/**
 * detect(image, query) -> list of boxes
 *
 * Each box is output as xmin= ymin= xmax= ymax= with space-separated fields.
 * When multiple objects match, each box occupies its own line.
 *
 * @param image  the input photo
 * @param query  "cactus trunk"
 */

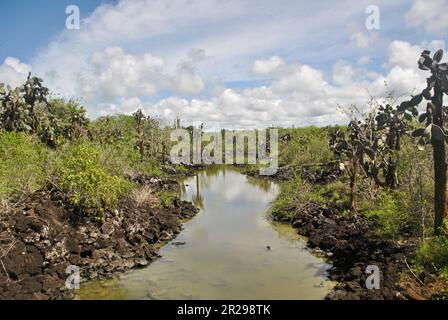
xmin=432 ymin=83 xmax=447 ymax=235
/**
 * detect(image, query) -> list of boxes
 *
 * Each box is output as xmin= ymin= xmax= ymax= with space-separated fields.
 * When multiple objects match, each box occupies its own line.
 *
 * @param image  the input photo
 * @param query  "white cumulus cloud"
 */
xmin=252 ymin=56 xmax=285 ymax=75
xmin=405 ymin=0 xmax=448 ymax=34
xmin=140 ymin=39 xmax=443 ymax=130
xmin=350 ymin=31 xmax=378 ymax=49
xmin=0 ymin=57 xmax=32 ymax=88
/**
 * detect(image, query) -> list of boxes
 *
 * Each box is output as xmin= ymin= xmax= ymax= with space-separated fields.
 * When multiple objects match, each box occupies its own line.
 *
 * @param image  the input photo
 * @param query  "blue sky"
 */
xmin=0 ymin=0 xmax=447 ymax=129
xmin=0 ymin=1 xmax=115 ymax=62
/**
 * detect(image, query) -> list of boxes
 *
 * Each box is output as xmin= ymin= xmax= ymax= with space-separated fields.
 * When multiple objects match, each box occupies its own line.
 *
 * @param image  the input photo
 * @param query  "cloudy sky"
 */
xmin=0 ymin=0 xmax=447 ymax=130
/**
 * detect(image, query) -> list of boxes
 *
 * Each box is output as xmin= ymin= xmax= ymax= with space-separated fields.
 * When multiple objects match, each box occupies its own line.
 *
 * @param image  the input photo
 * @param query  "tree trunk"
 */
xmin=350 ymin=156 xmax=357 ymax=210
xmin=385 ymin=130 xmax=400 ymax=189
xmin=385 ymin=159 xmax=397 ymax=189
xmin=432 ymin=83 xmax=447 ymax=235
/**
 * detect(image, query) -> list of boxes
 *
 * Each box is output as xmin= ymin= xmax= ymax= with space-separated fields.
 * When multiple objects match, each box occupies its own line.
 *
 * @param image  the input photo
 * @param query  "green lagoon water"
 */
xmin=76 ymin=167 xmax=333 ymax=300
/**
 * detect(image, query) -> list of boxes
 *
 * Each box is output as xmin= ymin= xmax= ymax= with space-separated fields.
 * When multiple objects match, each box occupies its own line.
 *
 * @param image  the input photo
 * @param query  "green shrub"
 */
xmin=90 ymin=114 xmax=136 ymax=146
xmin=138 ymin=160 xmax=163 ymax=177
xmin=269 ymin=182 xmax=295 ymax=219
xmin=0 ymin=132 xmax=48 ymax=203
xmin=365 ymin=192 xmax=408 ymax=241
xmin=90 ymin=115 xmax=165 ymax=178
xmin=415 ymin=235 xmax=448 ymax=279
xmin=269 ymin=176 xmax=311 ymax=220
xmin=42 ymin=98 xmax=90 ymax=146
xmin=175 ymin=165 xmax=189 ymax=175
xmin=159 ymin=190 xmax=177 ymax=207
xmin=269 ymin=176 xmax=349 ymax=220
xmin=278 ymin=126 xmax=336 ymax=167
xmin=309 ymin=180 xmax=350 ymax=208
xmin=397 ymin=136 xmax=434 ymax=237
xmin=54 ymin=143 xmax=132 ymax=219
xmin=98 ymin=142 xmax=141 ymax=177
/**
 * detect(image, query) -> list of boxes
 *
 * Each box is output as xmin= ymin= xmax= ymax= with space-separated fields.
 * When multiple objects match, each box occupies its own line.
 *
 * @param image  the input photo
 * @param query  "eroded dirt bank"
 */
xmin=0 ymin=178 xmax=198 ymax=300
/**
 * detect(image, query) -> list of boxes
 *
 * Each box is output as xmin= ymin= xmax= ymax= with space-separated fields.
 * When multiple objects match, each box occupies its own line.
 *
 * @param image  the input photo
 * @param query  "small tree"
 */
xmin=408 ymin=49 xmax=448 ymax=234
xmin=0 ymin=73 xmax=49 ymax=134
xmin=22 ymin=73 xmax=49 ymax=134
xmin=372 ymin=103 xmax=410 ymax=189
xmin=41 ymin=98 xmax=90 ymax=147
xmin=91 ymin=116 xmax=125 ymax=146
xmin=133 ymin=109 xmax=168 ymax=163
xmin=0 ymin=84 xmax=33 ymax=133
xmin=330 ymin=121 xmax=372 ymax=209
xmin=330 ymin=102 xmax=409 ymax=208
xmin=133 ymin=109 xmax=146 ymax=162
xmin=0 ymin=75 xmax=88 ymax=147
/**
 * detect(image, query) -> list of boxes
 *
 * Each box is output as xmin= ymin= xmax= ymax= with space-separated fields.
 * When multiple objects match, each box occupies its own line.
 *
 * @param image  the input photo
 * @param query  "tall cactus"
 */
xmin=409 ymin=49 xmax=448 ymax=234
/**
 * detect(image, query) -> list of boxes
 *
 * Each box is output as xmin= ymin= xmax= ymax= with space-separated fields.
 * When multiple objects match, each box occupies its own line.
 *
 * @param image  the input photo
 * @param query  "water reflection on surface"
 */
xmin=76 ymin=167 xmax=333 ymax=300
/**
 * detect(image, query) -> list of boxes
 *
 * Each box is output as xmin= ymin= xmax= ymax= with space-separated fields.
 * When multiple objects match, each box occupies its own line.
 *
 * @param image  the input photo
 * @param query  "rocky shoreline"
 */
xmin=242 ymin=163 xmax=343 ymax=184
xmin=271 ymin=200 xmax=413 ymax=300
xmin=0 ymin=178 xmax=199 ymax=300
xmin=243 ymin=164 xmax=423 ymax=300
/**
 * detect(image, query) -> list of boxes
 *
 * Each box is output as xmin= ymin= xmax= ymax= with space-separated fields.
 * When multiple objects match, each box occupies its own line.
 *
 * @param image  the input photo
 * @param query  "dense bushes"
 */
xmin=53 ymin=143 xmax=132 ymax=219
xmin=269 ymin=176 xmax=302 ymax=219
xmin=0 ymin=106 xmax=169 ymax=219
xmin=269 ymin=175 xmax=350 ymax=220
xmin=45 ymin=98 xmax=90 ymax=145
xmin=0 ymin=129 xmax=137 ymax=219
xmin=0 ymin=76 xmax=89 ymax=148
xmin=1 ymin=76 xmax=175 ymax=219
xmin=415 ymin=235 xmax=448 ymax=278
xmin=278 ymin=126 xmax=336 ymax=167
xmin=0 ymin=132 xmax=49 ymax=205
xmin=365 ymin=192 xmax=408 ymax=241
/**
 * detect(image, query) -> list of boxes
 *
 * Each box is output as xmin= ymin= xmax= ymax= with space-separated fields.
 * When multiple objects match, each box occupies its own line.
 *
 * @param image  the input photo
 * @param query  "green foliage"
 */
xmin=159 ymin=190 xmax=177 ymax=207
xmin=175 ymin=165 xmax=189 ymax=174
xmin=269 ymin=175 xmax=350 ymax=222
xmin=415 ymin=234 xmax=448 ymax=279
xmin=310 ymin=180 xmax=350 ymax=207
xmin=269 ymin=178 xmax=297 ymax=219
xmin=90 ymin=115 xmax=142 ymax=177
xmin=0 ymin=74 xmax=48 ymax=135
xmin=405 ymin=48 xmax=448 ymax=234
xmin=133 ymin=109 xmax=170 ymax=164
xmin=365 ymin=192 xmax=408 ymax=240
xmin=89 ymin=114 xmax=169 ymax=178
xmin=90 ymin=114 xmax=136 ymax=146
xmin=0 ymin=132 xmax=48 ymax=203
xmin=141 ymin=161 xmax=163 ymax=177
xmin=0 ymin=77 xmax=89 ymax=147
xmin=397 ymin=136 xmax=434 ymax=237
xmin=269 ymin=176 xmax=314 ymax=220
xmin=278 ymin=126 xmax=335 ymax=167
xmin=44 ymin=98 xmax=89 ymax=146
xmin=54 ymin=143 xmax=132 ymax=219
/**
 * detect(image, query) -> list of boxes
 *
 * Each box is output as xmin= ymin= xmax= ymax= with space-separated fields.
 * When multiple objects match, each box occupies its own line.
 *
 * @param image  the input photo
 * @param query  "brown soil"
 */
xmin=0 ymin=178 xmax=198 ymax=300
xmin=399 ymin=272 xmax=448 ymax=300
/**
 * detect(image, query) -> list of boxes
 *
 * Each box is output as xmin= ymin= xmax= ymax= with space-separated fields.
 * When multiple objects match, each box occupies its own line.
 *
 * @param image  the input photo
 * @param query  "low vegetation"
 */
xmin=0 ymin=73 xmax=176 ymax=218
xmin=0 ymin=132 xmax=48 ymax=205
xmin=53 ymin=143 xmax=132 ymax=219
xmin=415 ymin=234 xmax=448 ymax=279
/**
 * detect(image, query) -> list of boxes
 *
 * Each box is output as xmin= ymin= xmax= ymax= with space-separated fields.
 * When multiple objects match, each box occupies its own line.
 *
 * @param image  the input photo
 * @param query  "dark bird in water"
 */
xmin=266 ymin=246 xmax=271 ymax=250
